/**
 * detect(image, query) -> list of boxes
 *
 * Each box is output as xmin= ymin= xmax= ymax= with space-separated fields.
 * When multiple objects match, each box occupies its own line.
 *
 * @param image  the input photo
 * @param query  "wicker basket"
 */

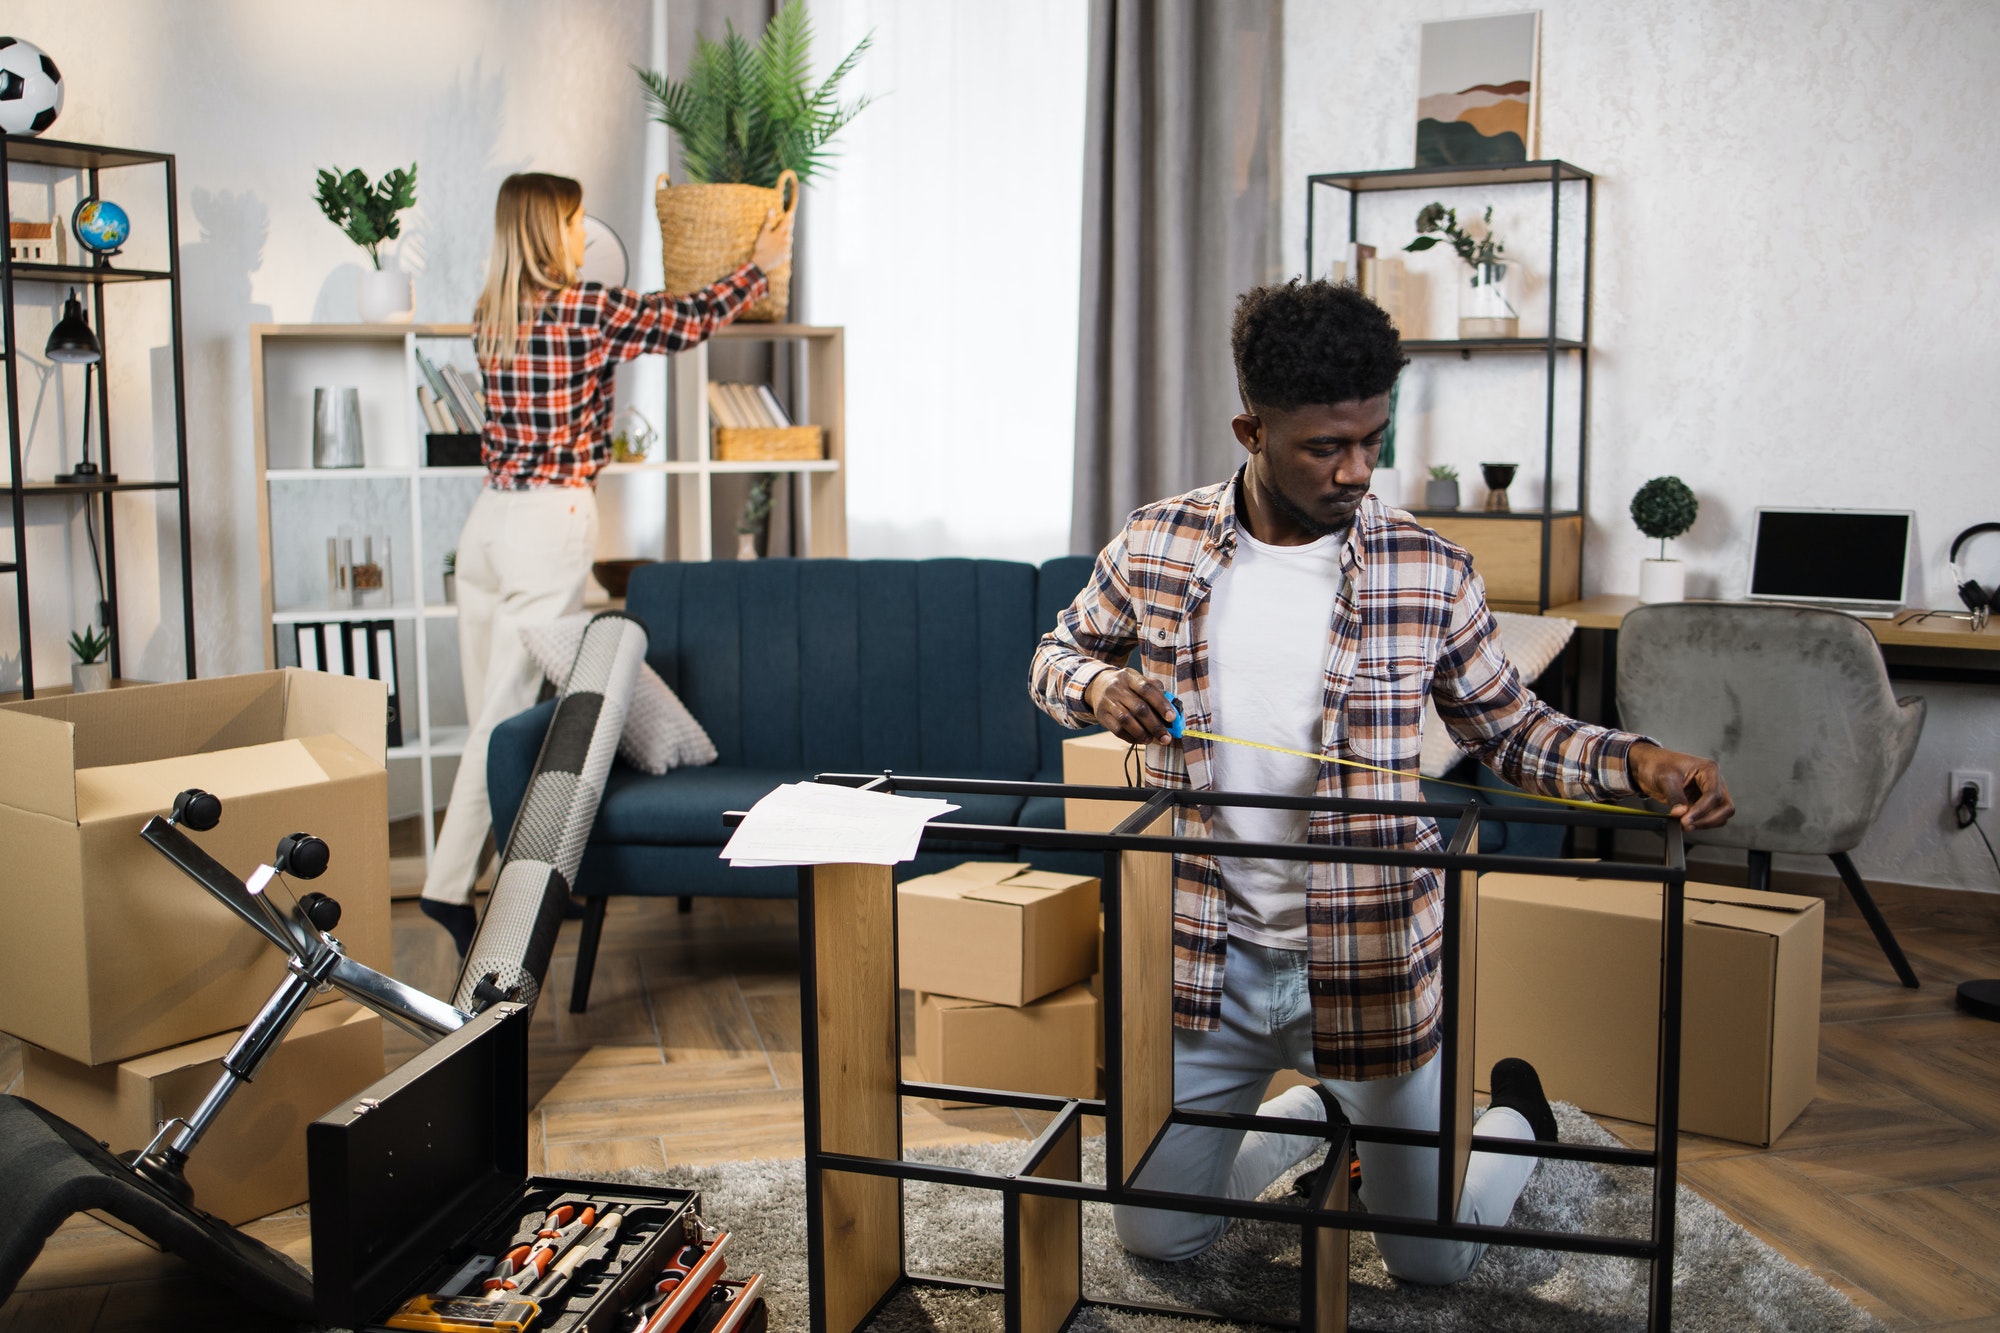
xmin=656 ymin=168 xmax=797 ymax=323
xmin=714 ymin=425 xmax=824 ymax=462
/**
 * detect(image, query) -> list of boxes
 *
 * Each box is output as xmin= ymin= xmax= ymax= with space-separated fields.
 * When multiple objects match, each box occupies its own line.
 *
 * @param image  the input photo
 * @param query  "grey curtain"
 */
xmin=1070 ymin=0 xmax=1285 ymax=554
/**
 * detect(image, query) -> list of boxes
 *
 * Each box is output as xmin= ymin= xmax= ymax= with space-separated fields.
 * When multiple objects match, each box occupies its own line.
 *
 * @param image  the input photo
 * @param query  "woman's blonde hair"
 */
xmin=473 ymin=172 xmax=583 ymax=363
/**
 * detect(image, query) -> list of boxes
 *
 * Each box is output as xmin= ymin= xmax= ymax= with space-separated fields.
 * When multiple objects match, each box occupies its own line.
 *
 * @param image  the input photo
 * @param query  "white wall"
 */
xmin=1282 ymin=0 xmax=2000 ymax=892
xmin=798 ymin=0 xmax=1088 ymax=564
xmin=2 ymin=0 xmax=658 ymax=695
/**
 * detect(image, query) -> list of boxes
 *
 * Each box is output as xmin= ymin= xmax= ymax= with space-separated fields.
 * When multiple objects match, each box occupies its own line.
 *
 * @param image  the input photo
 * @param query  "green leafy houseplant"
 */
xmin=69 ymin=626 xmax=108 ymax=664
xmin=738 ymin=474 xmax=775 ymax=536
xmin=1404 ymin=202 xmax=1507 ymax=279
xmin=314 ymin=164 xmax=418 ymax=269
xmin=1428 ymin=464 xmax=1459 ymax=482
xmin=1630 ymin=476 xmax=1699 ymax=559
xmin=636 ymin=0 xmax=872 ymax=186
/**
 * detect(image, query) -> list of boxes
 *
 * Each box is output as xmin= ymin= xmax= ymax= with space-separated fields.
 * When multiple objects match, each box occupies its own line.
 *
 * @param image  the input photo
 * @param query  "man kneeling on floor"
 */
xmin=1030 ymin=278 xmax=1735 ymax=1284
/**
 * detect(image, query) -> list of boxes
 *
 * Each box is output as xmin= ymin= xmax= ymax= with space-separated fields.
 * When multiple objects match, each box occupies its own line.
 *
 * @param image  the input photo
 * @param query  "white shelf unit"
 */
xmin=249 ymin=320 xmax=848 ymax=877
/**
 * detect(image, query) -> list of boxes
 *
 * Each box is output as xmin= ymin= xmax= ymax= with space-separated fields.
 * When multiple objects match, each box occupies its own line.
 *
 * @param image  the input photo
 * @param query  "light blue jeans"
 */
xmin=1113 ymin=938 xmax=1537 ymax=1286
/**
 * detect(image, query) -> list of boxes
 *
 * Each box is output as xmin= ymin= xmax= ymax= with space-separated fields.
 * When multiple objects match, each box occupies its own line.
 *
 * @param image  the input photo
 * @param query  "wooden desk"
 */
xmin=1543 ymin=597 xmax=2000 ymax=727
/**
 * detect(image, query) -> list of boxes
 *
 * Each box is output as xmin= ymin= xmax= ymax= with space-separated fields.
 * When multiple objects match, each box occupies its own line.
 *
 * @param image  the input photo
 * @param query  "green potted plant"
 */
xmin=1424 ymin=463 xmax=1461 ymax=511
xmin=1630 ymin=475 xmax=1699 ymax=603
xmin=69 ymin=625 xmax=110 ymax=694
xmin=1405 ymin=202 xmax=1518 ymax=339
xmin=637 ymin=0 xmax=871 ymax=320
xmin=441 ymin=549 xmax=456 ymax=606
xmin=736 ymin=474 xmax=775 ymax=560
xmin=314 ymin=163 xmax=419 ymax=322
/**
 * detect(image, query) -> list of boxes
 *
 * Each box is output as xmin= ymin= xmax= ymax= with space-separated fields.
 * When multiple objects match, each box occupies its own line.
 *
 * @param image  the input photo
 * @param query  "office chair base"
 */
xmin=1958 ymin=979 xmax=2000 ymax=1022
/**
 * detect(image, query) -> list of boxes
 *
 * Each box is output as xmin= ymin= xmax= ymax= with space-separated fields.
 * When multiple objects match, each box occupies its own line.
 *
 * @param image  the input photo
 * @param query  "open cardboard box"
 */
xmin=1474 ymin=873 xmax=1824 ymax=1146
xmin=0 ymin=671 xmax=392 ymax=1065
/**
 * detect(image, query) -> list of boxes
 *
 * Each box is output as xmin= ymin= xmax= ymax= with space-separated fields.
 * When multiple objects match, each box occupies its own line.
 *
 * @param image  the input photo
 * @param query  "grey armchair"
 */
xmin=1616 ymin=602 xmax=1923 ymax=987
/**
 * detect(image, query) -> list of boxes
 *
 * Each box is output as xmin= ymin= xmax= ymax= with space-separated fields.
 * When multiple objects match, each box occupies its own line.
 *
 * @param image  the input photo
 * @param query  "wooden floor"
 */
xmin=4 ymin=893 xmax=1999 ymax=1331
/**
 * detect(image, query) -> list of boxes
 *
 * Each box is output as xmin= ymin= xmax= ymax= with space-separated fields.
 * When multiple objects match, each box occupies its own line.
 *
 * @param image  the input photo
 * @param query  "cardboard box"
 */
xmin=22 ymin=1001 xmax=384 ymax=1225
xmin=0 ymin=671 xmax=392 ymax=1065
xmin=1062 ymin=730 xmax=1150 ymax=832
xmin=914 ymin=983 xmax=1099 ymax=1108
xmin=1475 ymin=873 xmax=1823 ymax=1146
xmin=897 ymin=861 xmax=1099 ymax=1006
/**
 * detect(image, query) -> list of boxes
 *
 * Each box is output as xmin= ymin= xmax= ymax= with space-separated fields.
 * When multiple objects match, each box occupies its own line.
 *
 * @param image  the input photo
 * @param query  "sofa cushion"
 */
xmin=625 ymin=558 xmax=1044 ymax=779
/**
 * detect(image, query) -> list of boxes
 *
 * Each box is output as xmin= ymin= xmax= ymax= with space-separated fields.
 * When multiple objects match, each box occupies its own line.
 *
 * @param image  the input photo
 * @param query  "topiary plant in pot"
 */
xmin=1630 ymin=475 xmax=1698 ymax=603
xmin=637 ymin=0 xmax=872 ymax=320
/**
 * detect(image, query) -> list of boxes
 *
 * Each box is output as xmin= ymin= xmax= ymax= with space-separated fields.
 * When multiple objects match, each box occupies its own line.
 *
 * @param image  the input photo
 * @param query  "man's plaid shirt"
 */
xmin=1031 ymin=472 xmax=1645 ymax=1081
xmin=480 ymin=265 xmax=768 ymax=489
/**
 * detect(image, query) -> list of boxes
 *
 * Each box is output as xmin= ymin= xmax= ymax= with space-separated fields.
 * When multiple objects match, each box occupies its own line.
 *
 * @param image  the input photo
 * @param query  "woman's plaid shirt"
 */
xmin=480 ymin=265 xmax=768 ymax=490
xmin=1031 ymin=472 xmax=1645 ymax=1081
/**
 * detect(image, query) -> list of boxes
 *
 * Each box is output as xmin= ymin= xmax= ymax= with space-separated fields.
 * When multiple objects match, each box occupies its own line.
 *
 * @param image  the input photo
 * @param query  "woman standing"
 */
xmin=421 ymin=172 xmax=792 ymax=951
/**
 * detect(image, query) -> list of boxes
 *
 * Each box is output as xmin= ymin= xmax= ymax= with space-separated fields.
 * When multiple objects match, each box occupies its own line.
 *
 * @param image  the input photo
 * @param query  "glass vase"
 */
xmin=1458 ymin=261 xmax=1519 ymax=339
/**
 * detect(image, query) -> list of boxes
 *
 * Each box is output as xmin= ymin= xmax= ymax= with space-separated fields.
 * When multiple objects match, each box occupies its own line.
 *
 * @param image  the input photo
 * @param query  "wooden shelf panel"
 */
xmin=1308 ymin=159 xmax=1592 ymax=192
xmin=4 ymin=262 xmax=172 ymax=286
xmin=2 ymin=135 xmax=170 ymax=171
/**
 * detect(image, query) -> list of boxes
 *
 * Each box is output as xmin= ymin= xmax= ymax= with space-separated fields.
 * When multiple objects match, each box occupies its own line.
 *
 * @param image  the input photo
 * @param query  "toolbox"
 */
xmin=308 ymin=1004 xmax=765 ymax=1333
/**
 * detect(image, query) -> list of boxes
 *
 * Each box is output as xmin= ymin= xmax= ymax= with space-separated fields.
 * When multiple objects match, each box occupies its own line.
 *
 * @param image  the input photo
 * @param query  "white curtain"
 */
xmin=801 ymin=0 xmax=1088 ymax=563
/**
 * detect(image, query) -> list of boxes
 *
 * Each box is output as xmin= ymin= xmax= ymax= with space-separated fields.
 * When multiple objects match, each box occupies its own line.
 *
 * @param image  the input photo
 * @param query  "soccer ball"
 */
xmin=0 ymin=37 xmax=64 ymax=137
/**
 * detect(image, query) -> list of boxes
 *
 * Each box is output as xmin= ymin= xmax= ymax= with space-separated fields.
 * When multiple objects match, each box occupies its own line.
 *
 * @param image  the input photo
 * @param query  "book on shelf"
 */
xmin=706 ymin=381 xmax=745 ymax=429
xmin=440 ymin=363 xmax=485 ymax=429
xmin=413 ymin=350 xmax=461 ymax=427
xmin=291 ymin=620 xmax=403 ymax=749
xmin=755 ymin=384 xmax=793 ymax=428
xmin=707 ymin=381 xmax=794 ymax=430
xmin=415 ymin=385 xmax=450 ymax=434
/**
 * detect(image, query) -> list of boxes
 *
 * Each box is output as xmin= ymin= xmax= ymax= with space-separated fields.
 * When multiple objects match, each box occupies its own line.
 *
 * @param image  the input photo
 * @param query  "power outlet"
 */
xmin=1952 ymin=770 xmax=1994 ymax=812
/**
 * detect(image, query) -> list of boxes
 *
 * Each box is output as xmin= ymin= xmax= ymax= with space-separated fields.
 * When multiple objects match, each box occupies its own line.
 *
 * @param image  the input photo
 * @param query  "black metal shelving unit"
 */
xmin=1307 ymin=160 xmax=1595 ymax=610
xmin=1 ymin=134 xmax=195 ymax=698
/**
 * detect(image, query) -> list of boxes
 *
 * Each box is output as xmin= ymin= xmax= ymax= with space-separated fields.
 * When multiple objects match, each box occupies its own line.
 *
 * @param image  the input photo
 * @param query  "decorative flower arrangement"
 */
xmin=313 ymin=164 xmax=418 ymax=270
xmin=1404 ymin=202 xmax=1507 ymax=278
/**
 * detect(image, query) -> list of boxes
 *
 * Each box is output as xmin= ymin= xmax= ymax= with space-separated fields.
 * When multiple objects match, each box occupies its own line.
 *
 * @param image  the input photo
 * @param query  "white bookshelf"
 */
xmin=248 ymin=320 xmax=847 ymax=879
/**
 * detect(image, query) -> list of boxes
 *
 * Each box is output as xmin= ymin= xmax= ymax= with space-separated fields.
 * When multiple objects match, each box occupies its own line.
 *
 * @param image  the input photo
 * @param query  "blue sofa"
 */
xmin=488 ymin=556 xmax=1565 ymax=1011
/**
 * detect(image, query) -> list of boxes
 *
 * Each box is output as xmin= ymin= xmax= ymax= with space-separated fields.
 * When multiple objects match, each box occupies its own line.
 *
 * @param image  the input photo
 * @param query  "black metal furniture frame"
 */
xmin=1306 ymin=160 xmax=1594 ymax=612
xmin=785 ymin=774 xmax=1687 ymax=1333
xmin=1 ymin=134 xmax=196 ymax=697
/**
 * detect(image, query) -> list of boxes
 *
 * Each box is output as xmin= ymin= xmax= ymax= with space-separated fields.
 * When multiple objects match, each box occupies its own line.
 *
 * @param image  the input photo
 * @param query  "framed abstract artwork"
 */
xmin=1415 ymin=12 xmax=1541 ymax=167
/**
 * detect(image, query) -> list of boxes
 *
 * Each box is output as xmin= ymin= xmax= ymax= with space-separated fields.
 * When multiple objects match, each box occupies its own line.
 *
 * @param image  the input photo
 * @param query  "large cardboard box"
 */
xmin=0 ymin=671 xmax=392 ymax=1065
xmin=914 ymin=983 xmax=1098 ymax=1107
xmin=897 ymin=861 xmax=1099 ymax=1006
xmin=1475 ymin=873 xmax=1824 ymax=1146
xmin=1062 ymin=730 xmax=1149 ymax=832
xmin=22 ymin=1001 xmax=384 ymax=1225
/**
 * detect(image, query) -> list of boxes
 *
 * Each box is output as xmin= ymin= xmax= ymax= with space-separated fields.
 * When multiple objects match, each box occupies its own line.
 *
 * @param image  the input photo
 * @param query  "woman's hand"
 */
xmin=750 ymin=208 xmax=795 ymax=274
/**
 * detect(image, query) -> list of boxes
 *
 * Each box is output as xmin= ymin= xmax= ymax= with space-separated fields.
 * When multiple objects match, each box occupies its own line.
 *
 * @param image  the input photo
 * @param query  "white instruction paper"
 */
xmin=722 ymin=782 xmax=962 ymax=867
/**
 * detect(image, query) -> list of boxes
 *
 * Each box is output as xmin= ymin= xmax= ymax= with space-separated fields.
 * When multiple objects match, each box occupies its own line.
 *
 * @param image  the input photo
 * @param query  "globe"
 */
xmin=72 ymin=198 xmax=130 ymax=255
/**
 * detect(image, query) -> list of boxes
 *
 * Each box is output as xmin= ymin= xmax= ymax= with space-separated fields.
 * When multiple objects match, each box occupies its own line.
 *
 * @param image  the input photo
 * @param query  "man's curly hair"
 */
xmin=1230 ymin=279 xmax=1407 ymax=412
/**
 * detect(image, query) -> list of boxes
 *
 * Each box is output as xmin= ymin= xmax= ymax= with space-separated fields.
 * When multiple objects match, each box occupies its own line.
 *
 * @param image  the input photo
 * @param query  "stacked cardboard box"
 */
xmin=0 ymin=672 xmax=395 ymax=1220
xmin=898 ymin=862 xmax=1102 ymax=1106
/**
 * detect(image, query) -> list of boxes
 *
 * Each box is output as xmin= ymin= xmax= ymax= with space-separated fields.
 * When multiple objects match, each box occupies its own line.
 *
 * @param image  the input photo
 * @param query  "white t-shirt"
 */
xmin=1204 ymin=527 xmax=1346 ymax=951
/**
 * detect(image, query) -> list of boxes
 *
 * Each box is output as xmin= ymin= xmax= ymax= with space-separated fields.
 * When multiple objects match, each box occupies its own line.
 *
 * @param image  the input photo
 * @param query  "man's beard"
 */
xmin=1269 ymin=483 xmax=1362 ymax=538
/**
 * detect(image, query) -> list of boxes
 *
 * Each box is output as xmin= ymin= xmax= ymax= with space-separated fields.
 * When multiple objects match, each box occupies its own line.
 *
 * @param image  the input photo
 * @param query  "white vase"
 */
xmin=357 ymin=267 xmax=414 ymax=323
xmin=1458 ymin=260 xmax=1519 ymax=339
xmin=71 ymin=661 xmax=110 ymax=693
xmin=736 ymin=532 xmax=759 ymax=561
xmin=1638 ymin=559 xmax=1686 ymax=604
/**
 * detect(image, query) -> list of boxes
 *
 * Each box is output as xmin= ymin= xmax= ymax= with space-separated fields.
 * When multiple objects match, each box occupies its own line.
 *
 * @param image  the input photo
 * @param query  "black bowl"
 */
xmin=1480 ymin=462 xmax=1518 ymax=491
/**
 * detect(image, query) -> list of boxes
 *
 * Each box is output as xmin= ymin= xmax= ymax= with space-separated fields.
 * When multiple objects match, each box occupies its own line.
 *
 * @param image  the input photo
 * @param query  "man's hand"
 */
xmin=1628 ymin=742 xmax=1734 ymax=830
xmin=1085 ymin=668 xmax=1178 ymax=745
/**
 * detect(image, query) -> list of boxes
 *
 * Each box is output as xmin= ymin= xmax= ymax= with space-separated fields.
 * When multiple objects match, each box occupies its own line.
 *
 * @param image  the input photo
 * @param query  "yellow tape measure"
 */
xmin=1159 ymin=693 xmax=1656 ymax=818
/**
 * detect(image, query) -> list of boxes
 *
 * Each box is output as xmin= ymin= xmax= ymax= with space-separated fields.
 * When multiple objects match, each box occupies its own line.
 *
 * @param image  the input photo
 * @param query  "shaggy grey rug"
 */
xmin=603 ymin=1104 xmax=1882 ymax=1333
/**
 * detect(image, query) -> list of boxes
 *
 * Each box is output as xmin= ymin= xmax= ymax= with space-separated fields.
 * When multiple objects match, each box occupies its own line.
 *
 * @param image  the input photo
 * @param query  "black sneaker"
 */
xmin=1291 ymin=1084 xmax=1361 ymax=1200
xmin=420 ymin=898 xmax=477 ymax=957
xmin=1488 ymin=1057 xmax=1560 ymax=1143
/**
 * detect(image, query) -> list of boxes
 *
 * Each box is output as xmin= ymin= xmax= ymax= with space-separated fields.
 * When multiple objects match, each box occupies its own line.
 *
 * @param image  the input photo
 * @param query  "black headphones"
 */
xmin=1949 ymin=523 xmax=2000 ymax=629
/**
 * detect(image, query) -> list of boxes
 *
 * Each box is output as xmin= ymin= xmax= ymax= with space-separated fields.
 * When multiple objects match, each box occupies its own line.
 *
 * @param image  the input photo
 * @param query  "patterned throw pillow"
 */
xmin=1419 ymin=612 xmax=1578 ymax=778
xmin=519 ymin=614 xmax=718 ymax=775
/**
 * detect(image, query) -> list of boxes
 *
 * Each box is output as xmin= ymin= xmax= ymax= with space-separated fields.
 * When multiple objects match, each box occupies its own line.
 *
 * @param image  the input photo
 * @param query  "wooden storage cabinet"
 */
xmin=1424 ymin=512 xmax=1581 ymax=614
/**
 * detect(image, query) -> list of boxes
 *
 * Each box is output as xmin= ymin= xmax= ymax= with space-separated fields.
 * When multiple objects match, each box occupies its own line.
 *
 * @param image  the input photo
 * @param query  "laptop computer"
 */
xmin=1746 ymin=507 xmax=1913 ymax=619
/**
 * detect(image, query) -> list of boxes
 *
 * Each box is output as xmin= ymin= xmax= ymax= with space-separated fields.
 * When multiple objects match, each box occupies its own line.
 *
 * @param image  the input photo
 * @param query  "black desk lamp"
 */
xmin=47 ymin=289 xmax=114 ymax=484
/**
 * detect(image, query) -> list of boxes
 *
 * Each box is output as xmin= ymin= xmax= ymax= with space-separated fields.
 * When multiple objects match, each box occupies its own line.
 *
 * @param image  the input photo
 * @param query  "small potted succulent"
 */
xmin=1631 ymin=475 xmax=1699 ymax=603
xmin=442 ymin=549 xmax=457 ymax=605
xmin=314 ymin=163 xmax=419 ymax=322
xmin=736 ymin=474 xmax=774 ymax=559
xmin=69 ymin=625 xmax=110 ymax=693
xmin=1424 ymin=464 xmax=1461 ymax=511
xmin=1405 ymin=202 xmax=1518 ymax=339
